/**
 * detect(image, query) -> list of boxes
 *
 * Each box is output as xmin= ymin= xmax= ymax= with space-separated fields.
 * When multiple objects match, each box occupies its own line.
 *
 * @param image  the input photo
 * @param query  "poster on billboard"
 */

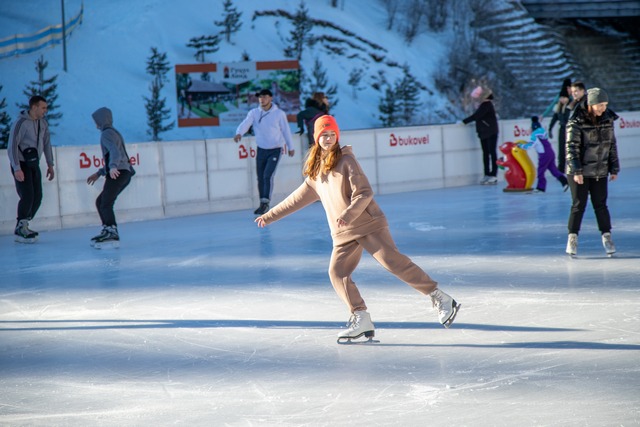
xmin=175 ymin=60 xmax=300 ymax=127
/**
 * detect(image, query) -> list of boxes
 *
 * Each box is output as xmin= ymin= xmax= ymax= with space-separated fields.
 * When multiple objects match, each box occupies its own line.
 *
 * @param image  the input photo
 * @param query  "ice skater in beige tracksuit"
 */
xmin=255 ymin=115 xmax=460 ymax=342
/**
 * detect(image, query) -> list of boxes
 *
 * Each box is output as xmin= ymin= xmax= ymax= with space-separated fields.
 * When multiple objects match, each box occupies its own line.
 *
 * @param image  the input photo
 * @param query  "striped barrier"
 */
xmin=0 ymin=3 xmax=83 ymax=59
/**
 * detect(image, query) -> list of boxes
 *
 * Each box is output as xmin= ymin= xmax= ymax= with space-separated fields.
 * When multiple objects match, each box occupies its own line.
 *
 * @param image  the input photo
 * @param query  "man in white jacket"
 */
xmin=234 ymin=89 xmax=295 ymax=215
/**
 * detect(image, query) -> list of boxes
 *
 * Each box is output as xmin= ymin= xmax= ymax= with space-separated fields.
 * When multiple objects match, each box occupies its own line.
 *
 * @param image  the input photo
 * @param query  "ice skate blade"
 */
xmin=443 ymin=301 xmax=461 ymax=329
xmin=15 ymin=236 xmax=38 ymax=244
xmin=337 ymin=330 xmax=376 ymax=344
xmin=92 ymin=241 xmax=120 ymax=249
xmin=337 ymin=336 xmax=380 ymax=345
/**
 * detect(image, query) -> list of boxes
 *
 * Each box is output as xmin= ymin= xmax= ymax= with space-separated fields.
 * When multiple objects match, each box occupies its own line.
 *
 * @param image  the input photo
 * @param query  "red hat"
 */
xmin=313 ymin=115 xmax=340 ymax=144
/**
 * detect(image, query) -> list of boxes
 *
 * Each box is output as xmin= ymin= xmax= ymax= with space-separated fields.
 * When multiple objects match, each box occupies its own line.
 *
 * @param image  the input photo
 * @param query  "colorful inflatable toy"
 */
xmin=496 ymin=140 xmax=535 ymax=192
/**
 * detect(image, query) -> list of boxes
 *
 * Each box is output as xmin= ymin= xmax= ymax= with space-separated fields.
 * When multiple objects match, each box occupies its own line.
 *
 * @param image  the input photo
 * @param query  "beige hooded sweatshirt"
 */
xmin=261 ymin=145 xmax=388 ymax=246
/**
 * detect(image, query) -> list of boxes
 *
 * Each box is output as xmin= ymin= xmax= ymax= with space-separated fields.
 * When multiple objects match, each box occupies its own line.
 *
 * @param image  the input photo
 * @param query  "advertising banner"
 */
xmin=175 ymin=60 xmax=300 ymax=127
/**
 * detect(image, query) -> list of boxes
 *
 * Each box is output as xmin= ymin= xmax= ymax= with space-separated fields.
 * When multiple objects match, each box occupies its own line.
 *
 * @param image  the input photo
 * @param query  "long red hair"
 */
xmin=303 ymin=141 xmax=342 ymax=180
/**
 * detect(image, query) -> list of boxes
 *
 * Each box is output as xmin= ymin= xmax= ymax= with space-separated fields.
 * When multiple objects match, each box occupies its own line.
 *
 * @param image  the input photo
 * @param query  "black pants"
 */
xmin=567 ymin=175 xmax=611 ymax=235
xmin=480 ymin=134 xmax=498 ymax=177
xmin=255 ymin=147 xmax=282 ymax=202
xmin=12 ymin=161 xmax=43 ymax=222
xmin=96 ymin=170 xmax=132 ymax=227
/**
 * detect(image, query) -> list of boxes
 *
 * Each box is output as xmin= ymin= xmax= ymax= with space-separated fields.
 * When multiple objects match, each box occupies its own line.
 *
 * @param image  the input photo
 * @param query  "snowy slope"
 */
xmin=0 ymin=0 xmax=452 ymax=146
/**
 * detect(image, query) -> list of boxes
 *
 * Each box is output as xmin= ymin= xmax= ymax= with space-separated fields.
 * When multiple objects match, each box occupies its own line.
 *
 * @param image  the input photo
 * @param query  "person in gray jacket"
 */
xmin=86 ymin=107 xmax=135 ymax=248
xmin=7 ymin=95 xmax=55 ymax=242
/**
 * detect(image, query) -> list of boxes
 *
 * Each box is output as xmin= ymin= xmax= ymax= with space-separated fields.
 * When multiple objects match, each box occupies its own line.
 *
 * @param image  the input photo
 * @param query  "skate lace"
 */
xmin=602 ymin=235 xmax=615 ymax=251
xmin=346 ymin=314 xmax=361 ymax=331
xmin=431 ymin=291 xmax=444 ymax=312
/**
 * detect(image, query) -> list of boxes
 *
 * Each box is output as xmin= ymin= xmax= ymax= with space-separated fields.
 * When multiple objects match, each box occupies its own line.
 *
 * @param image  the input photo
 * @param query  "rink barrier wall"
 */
xmin=1 ymin=112 xmax=639 ymax=235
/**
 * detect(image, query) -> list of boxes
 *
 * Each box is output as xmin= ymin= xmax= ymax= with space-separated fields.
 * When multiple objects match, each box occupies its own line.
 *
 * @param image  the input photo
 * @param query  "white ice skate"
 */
xmin=602 ymin=232 xmax=616 ymax=257
xmin=566 ymin=233 xmax=578 ymax=256
xmin=337 ymin=310 xmax=378 ymax=344
xmin=91 ymin=225 xmax=120 ymax=249
xmin=430 ymin=289 xmax=460 ymax=328
xmin=14 ymin=219 xmax=38 ymax=244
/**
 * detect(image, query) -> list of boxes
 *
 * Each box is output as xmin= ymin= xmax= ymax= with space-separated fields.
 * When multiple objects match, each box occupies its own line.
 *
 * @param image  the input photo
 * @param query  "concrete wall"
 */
xmin=2 ymin=112 xmax=639 ymax=235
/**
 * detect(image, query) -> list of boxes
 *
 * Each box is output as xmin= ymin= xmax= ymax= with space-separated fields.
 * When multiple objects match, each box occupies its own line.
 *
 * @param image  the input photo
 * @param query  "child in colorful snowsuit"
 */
xmin=255 ymin=116 xmax=460 ymax=342
xmin=522 ymin=116 xmax=568 ymax=192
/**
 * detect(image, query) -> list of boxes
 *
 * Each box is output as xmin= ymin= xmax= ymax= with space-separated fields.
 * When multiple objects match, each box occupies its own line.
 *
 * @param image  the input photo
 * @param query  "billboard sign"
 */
xmin=175 ymin=60 xmax=300 ymax=127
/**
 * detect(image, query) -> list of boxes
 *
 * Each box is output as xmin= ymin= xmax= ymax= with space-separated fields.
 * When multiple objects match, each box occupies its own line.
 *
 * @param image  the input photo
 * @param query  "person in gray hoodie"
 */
xmin=86 ymin=107 xmax=135 ymax=248
xmin=7 ymin=95 xmax=55 ymax=242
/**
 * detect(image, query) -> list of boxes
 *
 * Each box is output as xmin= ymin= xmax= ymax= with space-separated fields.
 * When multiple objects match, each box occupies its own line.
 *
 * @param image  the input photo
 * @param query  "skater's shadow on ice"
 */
xmin=3 ymin=320 xmax=640 ymax=350
xmin=368 ymin=340 xmax=640 ymax=350
xmin=1 ymin=319 xmax=580 ymax=333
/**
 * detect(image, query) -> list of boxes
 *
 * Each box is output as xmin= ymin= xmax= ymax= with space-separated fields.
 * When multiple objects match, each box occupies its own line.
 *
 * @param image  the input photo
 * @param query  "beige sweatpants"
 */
xmin=328 ymin=226 xmax=438 ymax=313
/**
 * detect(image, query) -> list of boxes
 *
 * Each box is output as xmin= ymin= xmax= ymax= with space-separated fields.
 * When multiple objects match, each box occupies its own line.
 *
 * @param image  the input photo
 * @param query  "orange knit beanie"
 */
xmin=313 ymin=115 xmax=340 ymax=144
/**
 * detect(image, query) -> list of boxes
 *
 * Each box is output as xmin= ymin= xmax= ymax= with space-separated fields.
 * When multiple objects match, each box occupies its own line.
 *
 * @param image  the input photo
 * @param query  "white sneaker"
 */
xmin=566 ymin=233 xmax=578 ymax=256
xmin=337 ymin=310 xmax=375 ymax=341
xmin=602 ymin=232 xmax=616 ymax=256
xmin=430 ymin=289 xmax=460 ymax=328
xmin=479 ymin=176 xmax=490 ymax=185
xmin=485 ymin=176 xmax=498 ymax=185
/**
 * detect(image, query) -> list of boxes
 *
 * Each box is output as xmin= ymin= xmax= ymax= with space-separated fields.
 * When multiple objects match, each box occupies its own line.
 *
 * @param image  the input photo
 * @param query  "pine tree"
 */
xmin=348 ymin=68 xmax=364 ymax=99
xmin=187 ymin=34 xmax=220 ymax=63
xmin=146 ymin=47 xmax=171 ymax=87
xmin=378 ymin=84 xmax=399 ymax=127
xmin=215 ymin=0 xmax=242 ymax=43
xmin=306 ymin=58 xmax=339 ymax=107
xmin=144 ymin=47 xmax=174 ymax=141
xmin=284 ymin=1 xmax=313 ymax=61
xmin=0 ymin=85 xmax=11 ymax=149
xmin=144 ymin=80 xmax=174 ymax=141
xmin=396 ymin=65 xmax=422 ymax=125
xmin=18 ymin=55 xmax=62 ymax=128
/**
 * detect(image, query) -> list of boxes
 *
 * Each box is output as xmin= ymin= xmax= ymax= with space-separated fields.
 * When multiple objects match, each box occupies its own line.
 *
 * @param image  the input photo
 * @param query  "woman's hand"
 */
xmin=255 ymin=216 xmax=266 ymax=228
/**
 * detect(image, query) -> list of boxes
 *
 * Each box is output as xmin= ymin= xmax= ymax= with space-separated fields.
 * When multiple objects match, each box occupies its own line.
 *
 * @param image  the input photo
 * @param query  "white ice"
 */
xmin=1 ymin=169 xmax=639 ymax=426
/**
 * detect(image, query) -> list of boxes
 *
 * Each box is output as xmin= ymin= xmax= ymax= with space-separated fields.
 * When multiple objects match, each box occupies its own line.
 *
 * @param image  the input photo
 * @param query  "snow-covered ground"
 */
xmin=1 ymin=167 xmax=639 ymax=426
xmin=0 ymin=0 xmax=451 ymax=146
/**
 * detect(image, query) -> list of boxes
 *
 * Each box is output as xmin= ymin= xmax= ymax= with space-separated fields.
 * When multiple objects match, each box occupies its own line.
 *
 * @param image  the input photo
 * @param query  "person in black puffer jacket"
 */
xmin=565 ymin=88 xmax=620 ymax=257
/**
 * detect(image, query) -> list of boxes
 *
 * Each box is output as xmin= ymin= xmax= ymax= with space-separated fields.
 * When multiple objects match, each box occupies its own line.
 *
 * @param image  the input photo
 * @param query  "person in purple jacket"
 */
xmin=521 ymin=116 xmax=569 ymax=193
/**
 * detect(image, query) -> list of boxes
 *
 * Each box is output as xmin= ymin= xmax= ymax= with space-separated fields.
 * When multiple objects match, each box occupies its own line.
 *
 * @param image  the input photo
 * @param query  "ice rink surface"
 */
xmin=1 ymin=168 xmax=639 ymax=427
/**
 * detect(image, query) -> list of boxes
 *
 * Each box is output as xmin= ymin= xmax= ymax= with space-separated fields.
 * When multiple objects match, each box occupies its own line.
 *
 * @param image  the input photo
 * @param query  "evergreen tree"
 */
xmin=146 ymin=47 xmax=171 ymax=87
xmin=348 ymin=67 xmax=364 ymax=99
xmin=378 ymin=84 xmax=399 ymax=127
xmin=18 ymin=55 xmax=62 ymax=128
xmin=187 ymin=34 xmax=220 ymax=63
xmin=306 ymin=57 xmax=339 ymax=108
xmin=215 ymin=0 xmax=242 ymax=43
xmin=284 ymin=1 xmax=313 ymax=61
xmin=396 ymin=65 xmax=422 ymax=125
xmin=144 ymin=47 xmax=174 ymax=141
xmin=0 ymin=85 xmax=11 ymax=149
xmin=144 ymin=80 xmax=174 ymax=141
